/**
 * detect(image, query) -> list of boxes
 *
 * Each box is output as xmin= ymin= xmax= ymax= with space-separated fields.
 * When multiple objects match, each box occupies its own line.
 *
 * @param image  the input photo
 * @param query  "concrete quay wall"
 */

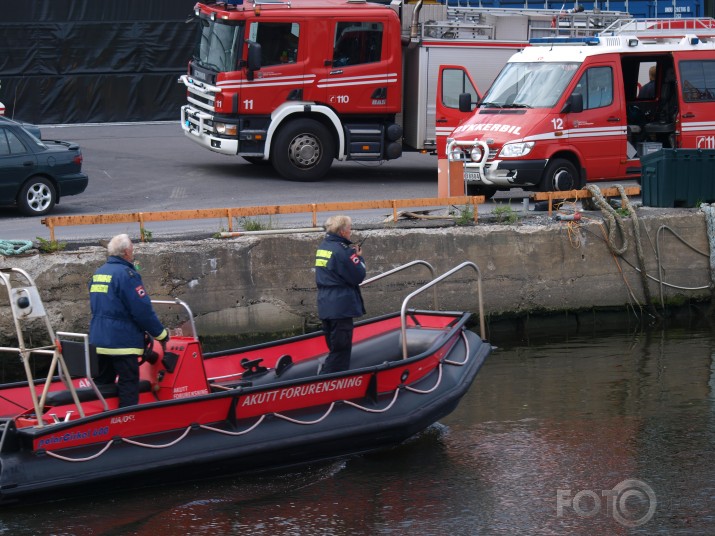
xmin=0 ymin=209 xmax=712 ymax=345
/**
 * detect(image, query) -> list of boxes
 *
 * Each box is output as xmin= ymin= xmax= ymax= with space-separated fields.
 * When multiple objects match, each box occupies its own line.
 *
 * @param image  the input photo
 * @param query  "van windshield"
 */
xmin=480 ymin=62 xmax=580 ymax=109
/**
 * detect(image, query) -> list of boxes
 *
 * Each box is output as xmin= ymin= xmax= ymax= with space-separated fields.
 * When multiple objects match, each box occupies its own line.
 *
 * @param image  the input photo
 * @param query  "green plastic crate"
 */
xmin=640 ymin=149 xmax=715 ymax=207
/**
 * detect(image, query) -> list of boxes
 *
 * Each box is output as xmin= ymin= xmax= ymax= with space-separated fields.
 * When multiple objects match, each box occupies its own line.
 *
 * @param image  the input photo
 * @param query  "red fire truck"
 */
xmin=180 ymin=0 xmax=628 ymax=181
xmin=447 ymin=17 xmax=715 ymax=196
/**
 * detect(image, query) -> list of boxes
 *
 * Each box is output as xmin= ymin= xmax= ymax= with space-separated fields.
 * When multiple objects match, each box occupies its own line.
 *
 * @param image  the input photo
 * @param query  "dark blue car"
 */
xmin=0 ymin=117 xmax=88 ymax=216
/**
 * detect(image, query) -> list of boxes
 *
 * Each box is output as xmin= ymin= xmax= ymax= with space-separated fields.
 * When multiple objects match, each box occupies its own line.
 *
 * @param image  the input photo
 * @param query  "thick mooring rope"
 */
xmin=585 ymin=185 xmax=659 ymax=319
xmin=0 ymin=240 xmax=33 ymax=256
xmin=701 ymin=204 xmax=715 ymax=288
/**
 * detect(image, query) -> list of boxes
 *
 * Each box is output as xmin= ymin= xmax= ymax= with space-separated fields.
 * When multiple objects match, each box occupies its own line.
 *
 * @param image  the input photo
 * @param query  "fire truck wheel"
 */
xmin=272 ymin=119 xmax=335 ymax=181
xmin=242 ymin=156 xmax=270 ymax=165
xmin=540 ymin=158 xmax=581 ymax=192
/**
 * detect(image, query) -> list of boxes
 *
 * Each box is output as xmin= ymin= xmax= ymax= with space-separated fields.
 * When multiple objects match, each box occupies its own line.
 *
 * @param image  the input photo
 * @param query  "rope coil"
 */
xmin=0 ymin=240 xmax=33 ymax=256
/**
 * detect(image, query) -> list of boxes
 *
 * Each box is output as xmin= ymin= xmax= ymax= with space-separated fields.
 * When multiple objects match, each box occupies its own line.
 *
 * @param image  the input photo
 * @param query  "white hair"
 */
xmin=107 ymin=234 xmax=132 ymax=257
xmin=324 ymin=215 xmax=351 ymax=235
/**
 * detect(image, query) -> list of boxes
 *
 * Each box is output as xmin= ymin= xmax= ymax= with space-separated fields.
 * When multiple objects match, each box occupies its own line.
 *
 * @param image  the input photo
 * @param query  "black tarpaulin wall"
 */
xmin=0 ymin=0 xmax=197 ymax=124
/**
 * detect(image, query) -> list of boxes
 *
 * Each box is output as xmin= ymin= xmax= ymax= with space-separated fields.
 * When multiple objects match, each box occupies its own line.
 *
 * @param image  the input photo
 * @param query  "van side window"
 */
xmin=333 ymin=22 xmax=383 ymax=68
xmin=573 ymin=66 xmax=613 ymax=110
xmin=442 ymin=68 xmax=478 ymax=110
xmin=679 ymin=60 xmax=715 ymax=102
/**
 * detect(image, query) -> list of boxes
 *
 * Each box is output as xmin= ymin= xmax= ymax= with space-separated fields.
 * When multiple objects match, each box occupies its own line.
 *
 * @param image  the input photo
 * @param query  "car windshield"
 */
xmin=480 ymin=62 xmax=580 ymax=109
xmin=193 ymin=17 xmax=243 ymax=72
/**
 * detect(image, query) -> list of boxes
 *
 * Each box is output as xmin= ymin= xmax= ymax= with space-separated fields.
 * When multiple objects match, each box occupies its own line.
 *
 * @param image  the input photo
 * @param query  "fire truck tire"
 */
xmin=271 ymin=119 xmax=335 ymax=181
xmin=540 ymin=158 xmax=581 ymax=192
xmin=242 ymin=156 xmax=270 ymax=165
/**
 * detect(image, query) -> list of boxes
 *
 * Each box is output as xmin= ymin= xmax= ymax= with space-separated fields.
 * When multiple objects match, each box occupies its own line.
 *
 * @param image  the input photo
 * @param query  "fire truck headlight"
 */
xmin=215 ymin=123 xmax=238 ymax=136
xmin=499 ymin=141 xmax=534 ymax=158
xmin=469 ymin=146 xmax=483 ymax=162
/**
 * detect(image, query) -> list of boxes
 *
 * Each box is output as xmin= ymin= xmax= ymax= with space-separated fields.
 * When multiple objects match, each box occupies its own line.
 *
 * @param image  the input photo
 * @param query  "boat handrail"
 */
xmin=150 ymin=298 xmax=199 ymax=340
xmin=360 ymin=260 xmax=438 ymax=309
xmin=399 ymin=261 xmax=485 ymax=360
xmin=0 ymin=267 xmax=85 ymax=427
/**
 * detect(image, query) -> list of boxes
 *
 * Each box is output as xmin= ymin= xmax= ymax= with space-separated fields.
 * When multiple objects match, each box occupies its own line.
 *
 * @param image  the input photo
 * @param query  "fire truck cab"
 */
xmin=448 ymin=18 xmax=715 ymax=197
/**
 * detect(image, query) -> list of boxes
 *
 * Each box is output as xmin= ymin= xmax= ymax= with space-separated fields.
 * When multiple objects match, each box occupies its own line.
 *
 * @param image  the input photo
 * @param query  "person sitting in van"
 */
xmin=639 ymin=66 xmax=657 ymax=99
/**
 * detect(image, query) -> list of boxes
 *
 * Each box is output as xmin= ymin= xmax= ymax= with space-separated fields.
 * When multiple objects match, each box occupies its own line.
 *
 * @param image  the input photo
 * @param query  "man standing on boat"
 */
xmin=315 ymin=215 xmax=366 ymax=374
xmin=89 ymin=234 xmax=169 ymax=407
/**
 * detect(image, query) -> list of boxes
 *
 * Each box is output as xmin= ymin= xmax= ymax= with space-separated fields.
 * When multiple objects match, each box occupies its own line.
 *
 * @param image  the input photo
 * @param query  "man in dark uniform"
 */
xmin=315 ymin=215 xmax=366 ymax=374
xmin=89 ymin=233 xmax=169 ymax=407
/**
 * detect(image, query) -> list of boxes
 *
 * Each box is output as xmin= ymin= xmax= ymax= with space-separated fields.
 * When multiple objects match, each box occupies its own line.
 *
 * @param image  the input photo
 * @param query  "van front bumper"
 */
xmin=464 ymin=159 xmax=547 ymax=188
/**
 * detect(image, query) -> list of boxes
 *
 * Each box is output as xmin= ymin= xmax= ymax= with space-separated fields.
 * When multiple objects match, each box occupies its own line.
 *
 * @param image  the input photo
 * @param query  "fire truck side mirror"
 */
xmin=246 ymin=41 xmax=262 ymax=81
xmin=561 ymin=93 xmax=584 ymax=114
xmin=458 ymin=93 xmax=473 ymax=113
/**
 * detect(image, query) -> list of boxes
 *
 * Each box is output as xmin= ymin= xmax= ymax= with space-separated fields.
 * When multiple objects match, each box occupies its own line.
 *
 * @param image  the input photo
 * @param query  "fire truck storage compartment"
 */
xmin=640 ymin=149 xmax=715 ymax=207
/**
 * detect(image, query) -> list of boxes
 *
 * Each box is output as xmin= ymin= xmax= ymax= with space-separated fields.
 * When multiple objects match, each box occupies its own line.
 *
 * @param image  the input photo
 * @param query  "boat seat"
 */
xmin=45 ymin=380 xmax=152 ymax=407
xmin=59 ymin=339 xmax=99 ymax=378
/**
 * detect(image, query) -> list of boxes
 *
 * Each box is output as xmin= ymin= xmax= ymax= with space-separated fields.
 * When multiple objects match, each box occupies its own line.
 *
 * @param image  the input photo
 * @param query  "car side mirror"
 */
xmin=246 ymin=41 xmax=262 ymax=81
xmin=458 ymin=93 xmax=473 ymax=113
xmin=561 ymin=93 xmax=584 ymax=114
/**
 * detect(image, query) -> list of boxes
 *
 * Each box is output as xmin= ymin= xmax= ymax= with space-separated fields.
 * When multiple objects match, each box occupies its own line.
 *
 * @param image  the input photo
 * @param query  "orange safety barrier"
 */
xmin=532 ymin=186 xmax=641 ymax=216
xmin=41 ymin=196 xmax=485 ymax=242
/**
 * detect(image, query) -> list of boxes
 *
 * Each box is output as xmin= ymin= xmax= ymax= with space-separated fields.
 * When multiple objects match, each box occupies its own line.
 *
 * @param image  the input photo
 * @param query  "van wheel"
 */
xmin=271 ymin=119 xmax=335 ymax=181
xmin=540 ymin=158 xmax=581 ymax=192
xmin=466 ymin=184 xmax=496 ymax=200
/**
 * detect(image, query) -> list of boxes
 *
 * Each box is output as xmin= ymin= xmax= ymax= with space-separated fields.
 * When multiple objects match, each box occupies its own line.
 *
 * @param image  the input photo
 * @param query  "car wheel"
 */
xmin=271 ymin=119 xmax=335 ymax=181
xmin=18 ymin=177 xmax=56 ymax=216
xmin=540 ymin=158 xmax=581 ymax=192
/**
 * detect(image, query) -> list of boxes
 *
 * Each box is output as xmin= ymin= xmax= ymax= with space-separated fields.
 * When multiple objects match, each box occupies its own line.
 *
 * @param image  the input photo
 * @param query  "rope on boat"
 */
xmin=344 ymin=388 xmax=400 ymax=413
xmin=41 ymin=331 xmax=474 ymax=462
xmin=200 ymin=414 xmax=266 ymax=436
xmin=44 ymin=439 xmax=113 ymax=462
xmin=121 ymin=426 xmax=192 ymax=448
xmin=0 ymin=239 xmax=33 ymax=256
xmin=274 ymin=402 xmax=336 ymax=424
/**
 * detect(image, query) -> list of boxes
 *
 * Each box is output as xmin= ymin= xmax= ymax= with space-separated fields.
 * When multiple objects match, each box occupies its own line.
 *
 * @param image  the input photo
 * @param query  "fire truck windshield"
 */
xmin=194 ymin=18 xmax=243 ymax=73
xmin=481 ymin=62 xmax=580 ymax=109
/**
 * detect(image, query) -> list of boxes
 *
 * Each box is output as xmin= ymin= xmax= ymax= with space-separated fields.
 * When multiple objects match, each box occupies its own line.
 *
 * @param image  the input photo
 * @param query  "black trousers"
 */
xmin=320 ymin=317 xmax=354 ymax=374
xmin=94 ymin=353 xmax=140 ymax=408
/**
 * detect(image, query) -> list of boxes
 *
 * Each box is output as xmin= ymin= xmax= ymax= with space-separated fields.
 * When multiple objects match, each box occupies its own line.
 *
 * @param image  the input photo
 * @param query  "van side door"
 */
xmin=567 ymin=61 xmax=627 ymax=180
xmin=436 ymin=65 xmax=480 ymax=158
xmin=677 ymin=54 xmax=715 ymax=150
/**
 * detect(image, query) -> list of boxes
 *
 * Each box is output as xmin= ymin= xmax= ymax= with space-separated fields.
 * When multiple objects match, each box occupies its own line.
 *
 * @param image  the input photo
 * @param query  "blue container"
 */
xmin=641 ymin=149 xmax=715 ymax=207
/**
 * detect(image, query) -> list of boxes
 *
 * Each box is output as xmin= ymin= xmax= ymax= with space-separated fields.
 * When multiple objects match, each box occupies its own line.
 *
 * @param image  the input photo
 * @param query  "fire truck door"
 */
xmin=436 ymin=65 xmax=480 ymax=158
xmin=245 ymin=22 xmax=305 ymax=115
xmin=565 ymin=62 xmax=626 ymax=180
xmin=676 ymin=53 xmax=715 ymax=150
xmin=323 ymin=20 xmax=396 ymax=114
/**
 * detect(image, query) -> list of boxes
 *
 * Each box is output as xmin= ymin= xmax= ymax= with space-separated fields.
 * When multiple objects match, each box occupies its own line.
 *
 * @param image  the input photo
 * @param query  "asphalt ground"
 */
xmin=0 ymin=122 xmax=639 ymax=242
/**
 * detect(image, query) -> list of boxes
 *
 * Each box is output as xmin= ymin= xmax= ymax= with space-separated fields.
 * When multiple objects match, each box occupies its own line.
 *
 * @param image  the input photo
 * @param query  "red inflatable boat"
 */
xmin=0 ymin=262 xmax=490 ymax=504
